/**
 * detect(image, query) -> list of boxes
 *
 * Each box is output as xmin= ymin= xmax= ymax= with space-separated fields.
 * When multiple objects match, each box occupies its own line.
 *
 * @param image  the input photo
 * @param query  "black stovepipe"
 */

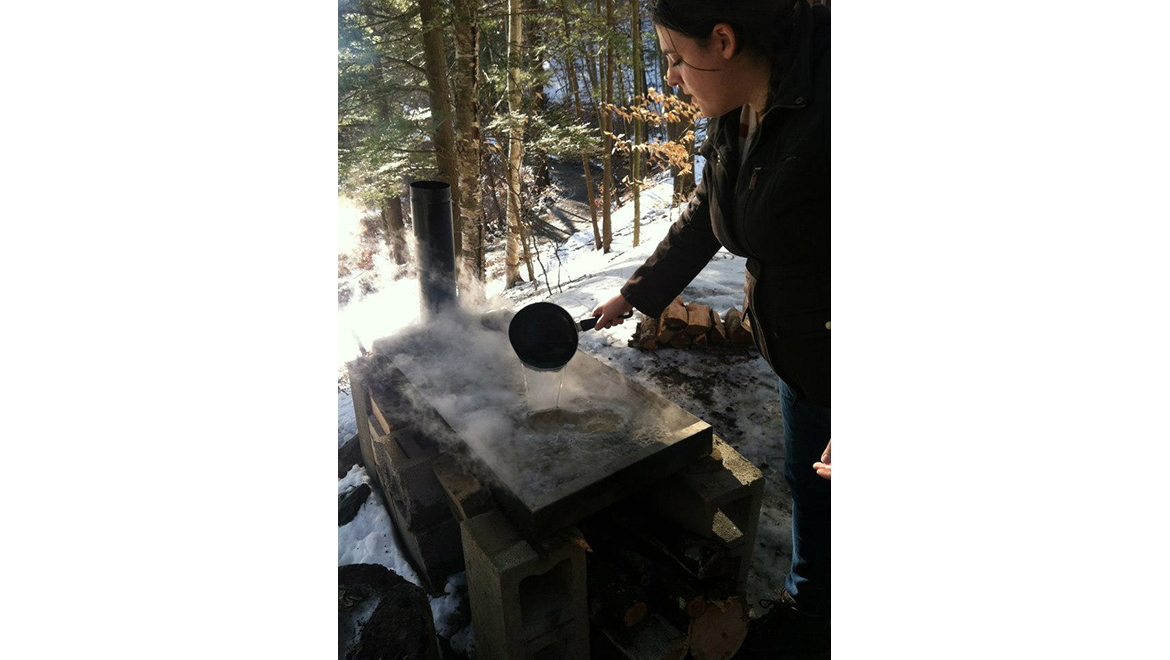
xmin=409 ymin=180 xmax=456 ymax=319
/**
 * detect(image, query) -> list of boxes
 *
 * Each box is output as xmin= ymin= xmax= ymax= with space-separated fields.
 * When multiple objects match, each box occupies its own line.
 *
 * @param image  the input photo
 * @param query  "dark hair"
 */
xmin=652 ymin=0 xmax=801 ymax=65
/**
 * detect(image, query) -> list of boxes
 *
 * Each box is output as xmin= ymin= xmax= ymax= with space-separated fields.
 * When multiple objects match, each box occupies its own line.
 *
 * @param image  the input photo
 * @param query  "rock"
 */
xmin=339 ymin=483 xmax=371 ymax=527
xmin=339 ymin=433 xmax=363 ymax=478
xmin=339 ymin=564 xmax=439 ymax=660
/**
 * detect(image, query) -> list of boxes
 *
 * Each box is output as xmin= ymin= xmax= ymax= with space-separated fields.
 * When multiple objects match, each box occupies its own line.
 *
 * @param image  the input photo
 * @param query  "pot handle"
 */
xmin=578 ymin=311 xmax=633 ymax=332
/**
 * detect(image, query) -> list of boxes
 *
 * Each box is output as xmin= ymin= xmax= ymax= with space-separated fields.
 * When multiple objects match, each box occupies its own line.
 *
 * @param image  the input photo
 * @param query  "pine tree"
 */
xmin=631 ymin=0 xmax=643 ymax=247
xmin=417 ymin=0 xmax=463 ymax=267
xmin=504 ymin=0 xmax=533 ymax=287
xmin=452 ymin=0 xmax=485 ymax=288
xmin=557 ymin=0 xmax=602 ymax=250
xmin=601 ymin=0 xmax=615 ymax=253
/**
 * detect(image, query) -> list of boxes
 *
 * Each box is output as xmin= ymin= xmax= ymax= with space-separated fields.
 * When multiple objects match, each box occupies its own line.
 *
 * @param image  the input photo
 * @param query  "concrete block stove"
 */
xmin=347 ymin=314 xmax=763 ymax=659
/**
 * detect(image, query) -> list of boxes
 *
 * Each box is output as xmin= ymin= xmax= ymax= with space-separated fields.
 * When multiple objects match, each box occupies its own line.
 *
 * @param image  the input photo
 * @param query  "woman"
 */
xmin=591 ymin=1 xmax=830 ymax=656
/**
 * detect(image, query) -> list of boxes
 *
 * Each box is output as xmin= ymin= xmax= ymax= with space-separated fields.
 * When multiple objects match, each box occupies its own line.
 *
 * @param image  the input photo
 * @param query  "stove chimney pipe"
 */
xmin=410 ymin=180 xmax=457 ymax=318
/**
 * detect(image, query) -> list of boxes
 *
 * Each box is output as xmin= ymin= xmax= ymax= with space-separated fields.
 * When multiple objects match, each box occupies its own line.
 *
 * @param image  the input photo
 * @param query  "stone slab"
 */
xmin=395 ymin=348 xmax=713 ymax=539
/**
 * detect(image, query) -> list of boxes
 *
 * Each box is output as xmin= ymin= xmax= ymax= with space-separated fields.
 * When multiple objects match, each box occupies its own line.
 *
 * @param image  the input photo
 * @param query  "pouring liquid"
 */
xmin=521 ymin=364 xmax=565 ymax=413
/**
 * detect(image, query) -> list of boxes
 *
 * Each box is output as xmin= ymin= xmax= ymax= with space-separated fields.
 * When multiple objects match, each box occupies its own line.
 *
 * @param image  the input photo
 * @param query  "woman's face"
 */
xmin=656 ymin=23 xmax=750 ymax=118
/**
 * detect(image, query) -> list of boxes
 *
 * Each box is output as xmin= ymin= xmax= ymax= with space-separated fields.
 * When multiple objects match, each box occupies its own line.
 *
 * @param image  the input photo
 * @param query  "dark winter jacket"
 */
xmin=620 ymin=3 xmax=830 ymax=407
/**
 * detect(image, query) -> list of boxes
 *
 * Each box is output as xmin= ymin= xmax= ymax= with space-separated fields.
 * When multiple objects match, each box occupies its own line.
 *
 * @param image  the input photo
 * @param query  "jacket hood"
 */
xmin=766 ymin=2 xmax=830 ymax=112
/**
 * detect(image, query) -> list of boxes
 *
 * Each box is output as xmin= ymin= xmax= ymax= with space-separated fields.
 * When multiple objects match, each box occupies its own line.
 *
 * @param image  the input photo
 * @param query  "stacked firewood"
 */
xmin=582 ymin=510 xmax=749 ymax=660
xmin=627 ymin=296 xmax=754 ymax=351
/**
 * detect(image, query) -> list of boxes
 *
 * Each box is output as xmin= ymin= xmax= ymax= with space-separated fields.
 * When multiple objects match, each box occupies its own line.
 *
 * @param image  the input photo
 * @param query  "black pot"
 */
xmin=507 ymin=302 xmax=630 ymax=371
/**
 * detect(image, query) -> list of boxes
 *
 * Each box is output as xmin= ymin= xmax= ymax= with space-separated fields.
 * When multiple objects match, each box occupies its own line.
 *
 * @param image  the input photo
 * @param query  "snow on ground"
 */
xmin=338 ymin=391 xmax=357 ymax=449
xmin=338 ymin=173 xmax=797 ymax=654
xmin=338 ymin=464 xmax=421 ymax=587
xmin=430 ymin=572 xmax=475 ymax=655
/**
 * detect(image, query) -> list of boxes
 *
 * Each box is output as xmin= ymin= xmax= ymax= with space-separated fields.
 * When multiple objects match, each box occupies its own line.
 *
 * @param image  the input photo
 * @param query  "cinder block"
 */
xmin=382 ymin=472 xmax=464 ymax=594
xmin=367 ymin=381 xmax=416 ymax=439
xmin=370 ymin=418 xmax=450 ymax=532
xmin=346 ymin=355 xmax=383 ymax=496
xmin=461 ymin=510 xmax=589 ymax=660
xmin=649 ymin=436 xmax=764 ymax=593
xmin=365 ymin=358 xmax=452 ymax=458
xmin=432 ymin=454 xmax=496 ymax=522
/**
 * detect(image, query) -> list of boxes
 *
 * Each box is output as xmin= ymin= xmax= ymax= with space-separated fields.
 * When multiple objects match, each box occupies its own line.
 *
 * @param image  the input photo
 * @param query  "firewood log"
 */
xmin=724 ymin=308 xmax=753 ymax=344
xmin=668 ymin=332 xmax=692 ymax=349
xmin=663 ymin=297 xmax=689 ymax=331
xmin=583 ymin=521 xmax=709 ymax=630
xmin=685 ymin=302 xmax=713 ymax=336
xmin=707 ymin=308 xmax=727 ymax=345
xmin=611 ymin=512 xmax=739 ymax=584
xmin=693 ymin=333 xmax=708 ymax=349
xmin=587 ymin=556 xmax=649 ymax=628
xmin=595 ymin=609 xmax=689 ymax=660
xmin=686 ymin=596 xmax=749 ymax=660
xmin=629 ymin=315 xmax=659 ymax=350
xmin=723 ymin=308 xmax=743 ymax=340
xmin=656 ymin=315 xmax=675 ymax=344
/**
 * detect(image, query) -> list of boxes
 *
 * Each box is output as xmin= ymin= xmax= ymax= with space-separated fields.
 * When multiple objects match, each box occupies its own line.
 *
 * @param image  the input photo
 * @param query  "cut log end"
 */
xmin=685 ymin=595 xmax=708 ymax=619
xmin=663 ymin=297 xmax=689 ymax=331
xmin=631 ymin=315 xmax=660 ymax=350
xmin=684 ymin=302 xmax=713 ymax=336
xmin=687 ymin=596 xmax=749 ymax=660
xmin=724 ymin=308 xmax=753 ymax=344
xmin=625 ymin=601 xmax=648 ymax=627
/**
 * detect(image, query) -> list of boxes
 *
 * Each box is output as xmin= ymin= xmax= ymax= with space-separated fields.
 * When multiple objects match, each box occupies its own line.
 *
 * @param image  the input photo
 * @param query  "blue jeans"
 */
xmin=780 ymin=377 xmax=831 ymax=617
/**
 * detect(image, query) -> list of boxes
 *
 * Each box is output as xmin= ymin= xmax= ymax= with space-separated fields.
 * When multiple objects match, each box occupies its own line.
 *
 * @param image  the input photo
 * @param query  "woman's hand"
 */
xmin=591 ymin=294 xmax=635 ymax=330
xmin=812 ymin=440 xmax=831 ymax=481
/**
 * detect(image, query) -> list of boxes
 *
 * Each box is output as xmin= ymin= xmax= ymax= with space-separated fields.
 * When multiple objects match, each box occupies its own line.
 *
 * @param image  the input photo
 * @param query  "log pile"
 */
xmin=627 ymin=297 xmax=755 ymax=351
xmin=582 ymin=509 xmax=749 ymax=660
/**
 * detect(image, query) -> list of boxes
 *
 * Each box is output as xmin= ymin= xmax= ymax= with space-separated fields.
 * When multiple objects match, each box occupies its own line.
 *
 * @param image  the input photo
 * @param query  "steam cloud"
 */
xmin=363 ymin=298 xmax=695 ymax=505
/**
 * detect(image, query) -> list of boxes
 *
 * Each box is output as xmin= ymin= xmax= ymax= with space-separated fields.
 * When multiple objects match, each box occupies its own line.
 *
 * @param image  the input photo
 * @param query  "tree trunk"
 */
xmin=505 ymin=0 xmax=529 ymax=287
xmin=601 ymin=0 xmax=614 ymax=253
xmin=662 ymin=51 xmax=681 ymax=202
xmin=631 ymin=0 xmax=642 ymax=247
xmin=677 ymin=88 xmax=695 ymax=196
xmin=616 ymin=54 xmax=628 ymax=138
xmin=383 ymin=194 xmax=408 ymax=266
xmin=418 ymin=0 xmax=463 ymax=271
xmin=373 ymin=53 xmax=408 ymax=266
xmin=485 ymin=151 xmax=507 ymax=234
xmin=557 ymin=0 xmax=602 ymax=250
xmin=653 ymin=32 xmax=666 ymax=141
xmin=588 ymin=0 xmax=603 ymax=117
xmin=452 ymin=0 xmax=485 ymax=290
xmin=526 ymin=7 xmax=551 ymax=190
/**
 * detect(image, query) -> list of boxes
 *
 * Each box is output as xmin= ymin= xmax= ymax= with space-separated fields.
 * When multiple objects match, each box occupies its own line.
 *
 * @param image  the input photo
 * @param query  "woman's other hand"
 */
xmin=813 ymin=440 xmax=831 ymax=481
xmin=591 ymin=294 xmax=635 ymax=330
